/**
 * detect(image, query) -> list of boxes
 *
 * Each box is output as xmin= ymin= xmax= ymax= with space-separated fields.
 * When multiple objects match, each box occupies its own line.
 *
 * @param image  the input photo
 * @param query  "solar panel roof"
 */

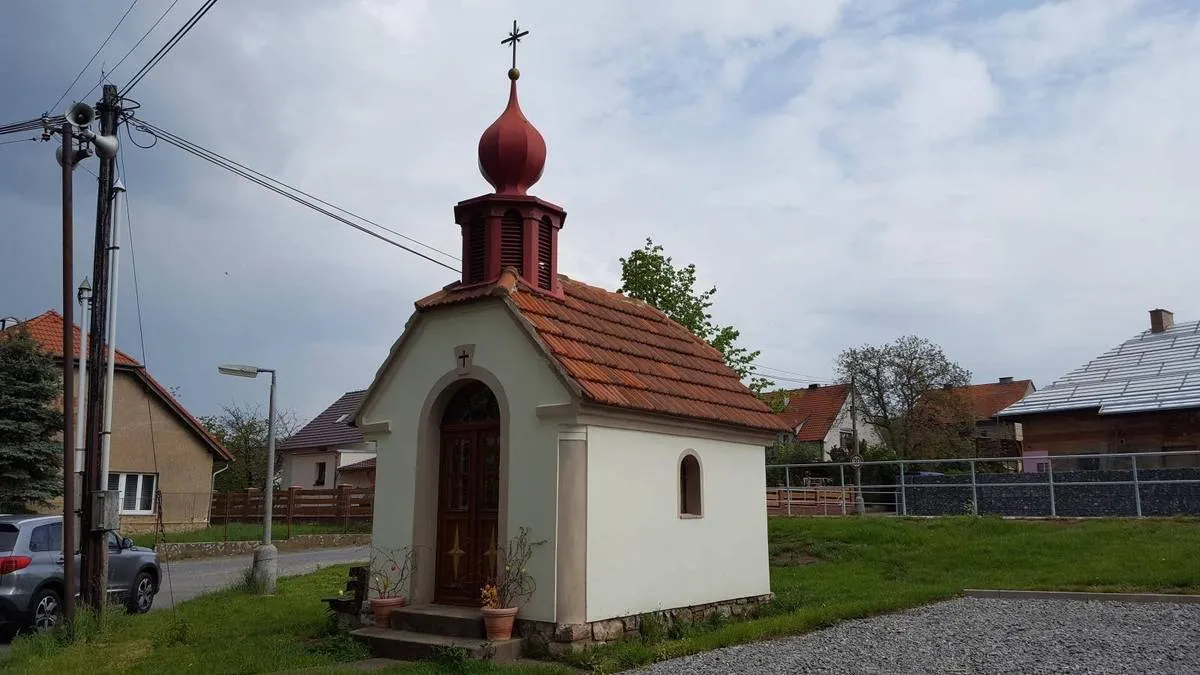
xmin=998 ymin=319 xmax=1200 ymax=417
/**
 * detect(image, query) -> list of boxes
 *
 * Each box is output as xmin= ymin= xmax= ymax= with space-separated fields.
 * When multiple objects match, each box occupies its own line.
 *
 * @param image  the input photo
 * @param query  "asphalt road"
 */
xmin=152 ymin=544 xmax=369 ymax=610
xmin=0 ymin=545 xmax=369 ymax=650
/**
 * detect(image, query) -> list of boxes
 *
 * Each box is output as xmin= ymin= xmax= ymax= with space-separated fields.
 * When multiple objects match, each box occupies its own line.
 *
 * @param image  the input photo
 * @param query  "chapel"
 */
xmin=354 ymin=47 xmax=787 ymax=651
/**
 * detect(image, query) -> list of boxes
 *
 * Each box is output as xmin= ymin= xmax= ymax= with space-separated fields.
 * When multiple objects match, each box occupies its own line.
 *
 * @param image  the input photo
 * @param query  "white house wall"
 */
xmin=282 ymin=450 xmax=339 ymax=488
xmin=584 ymin=425 xmax=771 ymax=622
xmin=359 ymin=300 xmax=572 ymax=623
xmin=820 ymin=398 xmax=882 ymax=458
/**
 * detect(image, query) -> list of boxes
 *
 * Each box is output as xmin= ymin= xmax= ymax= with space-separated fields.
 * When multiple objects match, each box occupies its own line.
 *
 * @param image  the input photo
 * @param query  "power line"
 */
xmin=116 ymin=146 xmax=178 ymax=615
xmin=121 ymin=0 xmax=219 ymax=96
xmin=0 ymin=116 xmax=63 ymax=137
xmin=0 ymin=137 xmax=37 ymax=147
xmin=127 ymin=116 xmax=461 ymax=273
xmin=130 ymin=117 xmax=460 ymax=262
xmin=47 ymin=0 xmax=141 ymax=114
xmin=83 ymin=0 xmax=183 ymax=103
xmin=751 ymin=364 xmax=833 ymax=381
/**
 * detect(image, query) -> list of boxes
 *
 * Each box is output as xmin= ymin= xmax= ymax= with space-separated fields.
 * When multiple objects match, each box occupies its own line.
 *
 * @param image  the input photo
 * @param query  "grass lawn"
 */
xmin=6 ymin=517 xmax=1197 ymax=674
xmin=1 ymin=564 xmax=567 ymax=675
xmin=130 ymin=521 xmax=371 ymax=548
xmin=561 ymin=516 xmax=1200 ymax=672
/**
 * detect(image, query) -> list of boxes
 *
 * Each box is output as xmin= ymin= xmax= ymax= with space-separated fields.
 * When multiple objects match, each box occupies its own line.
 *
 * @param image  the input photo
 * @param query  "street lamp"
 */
xmin=218 ymin=363 xmax=277 ymax=593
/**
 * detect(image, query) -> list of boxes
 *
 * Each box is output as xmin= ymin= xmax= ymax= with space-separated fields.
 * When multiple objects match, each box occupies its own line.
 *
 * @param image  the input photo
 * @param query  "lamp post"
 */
xmin=218 ymin=363 xmax=277 ymax=593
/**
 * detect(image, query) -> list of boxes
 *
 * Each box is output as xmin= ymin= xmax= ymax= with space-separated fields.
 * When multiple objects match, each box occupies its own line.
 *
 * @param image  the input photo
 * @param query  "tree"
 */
xmin=618 ymin=238 xmax=772 ymax=393
xmin=834 ymin=335 xmax=973 ymax=459
xmin=0 ymin=326 xmax=64 ymax=511
xmin=201 ymin=403 xmax=302 ymax=492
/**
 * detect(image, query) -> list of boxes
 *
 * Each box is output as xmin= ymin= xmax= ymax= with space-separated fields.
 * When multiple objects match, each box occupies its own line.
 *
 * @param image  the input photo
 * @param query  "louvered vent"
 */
xmin=537 ymin=217 xmax=553 ymax=289
xmin=500 ymin=210 xmax=524 ymax=271
xmin=466 ymin=217 xmax=486 ymax=284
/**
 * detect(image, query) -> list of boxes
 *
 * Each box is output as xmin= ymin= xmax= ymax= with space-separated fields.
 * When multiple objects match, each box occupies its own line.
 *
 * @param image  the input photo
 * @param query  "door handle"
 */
xmin=56 ymin=557 xmax=65 ymax=565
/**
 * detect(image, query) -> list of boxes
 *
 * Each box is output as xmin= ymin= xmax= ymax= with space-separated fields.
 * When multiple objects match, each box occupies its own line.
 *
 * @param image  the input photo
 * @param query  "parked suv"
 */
xmin=0 ymin=515 xmax=160 ymax=630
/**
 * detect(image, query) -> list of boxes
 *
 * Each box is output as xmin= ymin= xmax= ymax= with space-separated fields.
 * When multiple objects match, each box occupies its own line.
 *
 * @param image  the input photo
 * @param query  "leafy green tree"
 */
xmin=618 ymin=238 xmax=772 ymax=393
xmin=0 ymin=326 xmax=64 ymax=511
xmin=835 ymin=335 xmax=973 ymax=459
xmin=201 ymin=403 xmax=301 ymax=492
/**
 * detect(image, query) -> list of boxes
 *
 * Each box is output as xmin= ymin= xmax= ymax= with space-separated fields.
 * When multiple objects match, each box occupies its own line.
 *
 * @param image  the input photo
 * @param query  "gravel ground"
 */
xmin=636 ymin=597 xmax=1200 ymax=675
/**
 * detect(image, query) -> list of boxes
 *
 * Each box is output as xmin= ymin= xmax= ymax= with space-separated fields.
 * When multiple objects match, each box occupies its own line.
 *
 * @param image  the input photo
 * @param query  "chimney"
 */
xmin=998 ymin=376 xmax=1014 ymax=384
xmin=1150 ymin=309 xmax=1174 ymax=334
xmin=808 ymin=383 xmax=820 ymax=390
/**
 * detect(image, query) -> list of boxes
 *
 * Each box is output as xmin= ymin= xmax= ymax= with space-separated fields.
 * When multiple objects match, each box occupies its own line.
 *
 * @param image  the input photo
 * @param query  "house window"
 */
xmin=1036 ymin=462 xmax=1049 ymax=473
xmin=107 ymin=473 xmax=157 ymax=515
xmin=315 ymin=462 xmax=327 ymax=487
xmin=839 ymin=431 xmax=854 ymax=450
xmin=679 ymin=452 xmax=702 ymax=518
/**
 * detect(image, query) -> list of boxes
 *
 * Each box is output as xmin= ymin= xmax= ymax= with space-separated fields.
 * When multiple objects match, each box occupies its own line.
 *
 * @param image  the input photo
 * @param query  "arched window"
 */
xmin=679 ymin=452 xmax=702 ymax=517
xmin=441 ymin=380 xmax=500 ymax=425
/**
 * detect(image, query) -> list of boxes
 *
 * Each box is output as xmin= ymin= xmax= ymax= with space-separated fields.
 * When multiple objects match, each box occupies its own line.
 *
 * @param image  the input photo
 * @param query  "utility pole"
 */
xmin=79 ymin=84 xmax=121 ymax=610
xmin=850 ymin=375 xmax=866 ymax=515
xmin=59 ymin=121 xmax=77 ymax=625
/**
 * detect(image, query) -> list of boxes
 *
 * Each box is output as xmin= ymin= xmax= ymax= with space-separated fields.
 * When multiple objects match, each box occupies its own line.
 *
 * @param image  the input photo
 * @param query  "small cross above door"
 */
xmin=454 ymin=344 xmax=476 ymax=375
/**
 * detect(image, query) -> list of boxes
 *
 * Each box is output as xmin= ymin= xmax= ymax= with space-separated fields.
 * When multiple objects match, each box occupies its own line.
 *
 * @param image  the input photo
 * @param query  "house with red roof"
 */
xmin=278 ymin=389 xmax=375 ymax=489
xmin=351 ymin=62 xmax=785 ymax=651
xmin=1 ymin=311 xmax=233 ymax=533
xmin=767 ymin=383 xmax=882 ymax=460
xmin=921 ymin=377 xmax=1035 ymax=457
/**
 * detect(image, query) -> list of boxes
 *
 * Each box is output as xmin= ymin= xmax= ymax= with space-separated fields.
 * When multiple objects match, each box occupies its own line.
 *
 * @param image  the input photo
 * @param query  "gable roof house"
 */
xmin=767 ymin=383 xmax=881 ymax=460
xmin=351 ymin=60 xmax=787 ymax=648
xmin=278 ymin=390 xmax=375 ymax=489
xmin=3 ymin=311 xmax=233 ymax=533
xmin=998 ymin=309 xmax=1200 ymax=472
xmin=942 ymin=377 xmax=1036 ymax=457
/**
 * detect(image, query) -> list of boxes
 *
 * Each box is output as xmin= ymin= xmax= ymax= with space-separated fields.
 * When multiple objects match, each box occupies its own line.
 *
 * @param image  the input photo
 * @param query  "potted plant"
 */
xmin=367 ymin=545 xmax=413 ymax=627
xmin=479 ymin=527 xmax=545 ymax=641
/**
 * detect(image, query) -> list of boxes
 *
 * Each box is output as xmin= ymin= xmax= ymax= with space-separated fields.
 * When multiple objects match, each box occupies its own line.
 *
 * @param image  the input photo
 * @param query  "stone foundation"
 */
xmin=515 ymin=593 xmax=775 ymax=652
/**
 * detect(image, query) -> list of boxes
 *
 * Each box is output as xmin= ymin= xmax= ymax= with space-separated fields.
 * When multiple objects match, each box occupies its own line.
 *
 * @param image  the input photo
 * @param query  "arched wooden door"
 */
xmin=434 ymin=380 xmax=501 ymax=605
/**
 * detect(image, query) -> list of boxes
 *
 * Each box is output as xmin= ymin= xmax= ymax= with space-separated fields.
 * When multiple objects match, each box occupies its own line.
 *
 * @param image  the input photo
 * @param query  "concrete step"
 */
xmin=350 ymin=627 xmax=522 ymax=663
xmin=389 ymin=603 xmax=486 ymax=639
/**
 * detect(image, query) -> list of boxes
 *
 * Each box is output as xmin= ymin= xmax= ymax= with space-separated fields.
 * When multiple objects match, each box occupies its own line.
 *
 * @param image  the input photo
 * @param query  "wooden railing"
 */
xmin=766 ymin=487 xmax=855 ymax=516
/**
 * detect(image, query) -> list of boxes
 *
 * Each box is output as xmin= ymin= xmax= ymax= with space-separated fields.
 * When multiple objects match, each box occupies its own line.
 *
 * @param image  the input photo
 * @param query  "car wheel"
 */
xmin=27 ymin=587 xmax=62 ymax=631
xmin=127 ymin=571 xmax=156 ymax=614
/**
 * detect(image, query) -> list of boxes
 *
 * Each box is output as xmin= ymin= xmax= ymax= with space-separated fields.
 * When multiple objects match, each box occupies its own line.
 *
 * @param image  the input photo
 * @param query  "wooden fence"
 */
xmin=211 ymin=486 xmax=374 ymax=531
xmin=766 ymin=487 xmax=856 ymax=516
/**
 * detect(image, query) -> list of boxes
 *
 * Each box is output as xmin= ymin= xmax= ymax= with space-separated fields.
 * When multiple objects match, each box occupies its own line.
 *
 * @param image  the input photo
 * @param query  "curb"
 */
xmin=156 ymin=534 xmax=371 ymax=561
xmin=963 ymin=589 xmax=1200 ymax=604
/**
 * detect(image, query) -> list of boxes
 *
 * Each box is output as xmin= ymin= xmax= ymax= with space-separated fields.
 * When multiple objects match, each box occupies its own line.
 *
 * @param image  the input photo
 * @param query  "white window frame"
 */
xmin=111 ymin=473 xmax=157 ymax=515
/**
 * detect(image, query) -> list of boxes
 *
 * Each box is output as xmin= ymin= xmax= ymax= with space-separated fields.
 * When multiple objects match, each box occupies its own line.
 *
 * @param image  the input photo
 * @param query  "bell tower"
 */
xmin=453 ymin=23 xmax=565 ymax=297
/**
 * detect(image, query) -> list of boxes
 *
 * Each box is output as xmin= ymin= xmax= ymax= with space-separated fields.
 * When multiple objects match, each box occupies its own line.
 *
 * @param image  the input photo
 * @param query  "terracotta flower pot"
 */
xmin=369 ymin=596 xmax=406 ymax=627
xmin=481 ymin=606 xmax=519 ymax=641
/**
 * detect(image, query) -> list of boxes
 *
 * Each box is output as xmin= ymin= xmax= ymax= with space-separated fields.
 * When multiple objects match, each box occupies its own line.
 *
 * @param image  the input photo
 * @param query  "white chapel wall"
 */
xmin=359 ymin=300 xmax=570 ymax=623
xmin=584 ymin=425 xmax=771 ymax=622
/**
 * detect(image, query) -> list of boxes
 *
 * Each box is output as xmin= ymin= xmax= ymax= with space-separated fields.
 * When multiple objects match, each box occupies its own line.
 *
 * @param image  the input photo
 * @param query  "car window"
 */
xmin=107 ymin=531 xmax=120 ymax=549
xmin=0 ymin=524 xmax=17 ymax=552
xmin=28 ymin=524 xmax=61 ymax=552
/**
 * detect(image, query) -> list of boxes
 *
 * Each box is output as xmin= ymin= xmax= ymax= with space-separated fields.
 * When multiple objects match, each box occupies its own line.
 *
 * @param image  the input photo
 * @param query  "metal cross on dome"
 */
xmin=501 ymin=20 xmax=529 ymax=71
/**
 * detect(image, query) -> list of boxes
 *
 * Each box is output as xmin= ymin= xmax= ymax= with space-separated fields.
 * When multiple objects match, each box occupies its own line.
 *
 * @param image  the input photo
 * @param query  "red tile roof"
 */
xmin=953 ymin=379 xmax=1036 ymax=420
xmin=2 ymin=311 xmax=234 ymax=462
xmin=15 ymin=310 xmax=140 ymax=365
xmin=764 ymin=384 xmax=850 ymax=442
xmin=415 ymin=269 xmax=787 ymax=435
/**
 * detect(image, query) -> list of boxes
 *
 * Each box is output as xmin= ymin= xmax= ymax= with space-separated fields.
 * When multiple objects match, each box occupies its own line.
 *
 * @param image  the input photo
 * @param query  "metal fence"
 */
xmin=767 ymin=448 xmax=1200 ymax=518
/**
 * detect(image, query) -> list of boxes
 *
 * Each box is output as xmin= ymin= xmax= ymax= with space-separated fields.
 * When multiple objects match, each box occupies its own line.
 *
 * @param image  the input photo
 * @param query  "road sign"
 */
xmin=851 ymin=454 xmax=863 ymax=468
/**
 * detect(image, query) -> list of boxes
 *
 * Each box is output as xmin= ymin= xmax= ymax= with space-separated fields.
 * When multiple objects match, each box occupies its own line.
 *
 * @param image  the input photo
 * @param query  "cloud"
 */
xmin=2 ymin=0 xmax=1198 ymax=420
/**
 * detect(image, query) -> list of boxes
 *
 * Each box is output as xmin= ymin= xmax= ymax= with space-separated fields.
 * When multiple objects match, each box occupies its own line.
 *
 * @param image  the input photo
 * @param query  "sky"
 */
xmin=2 ymin=0 xmax=1198 ymax=424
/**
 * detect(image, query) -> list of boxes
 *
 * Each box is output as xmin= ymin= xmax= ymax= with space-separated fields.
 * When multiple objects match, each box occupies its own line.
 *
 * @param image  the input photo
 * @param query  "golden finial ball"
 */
xmin=508 ymin=67 xmax=520 ymax=81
